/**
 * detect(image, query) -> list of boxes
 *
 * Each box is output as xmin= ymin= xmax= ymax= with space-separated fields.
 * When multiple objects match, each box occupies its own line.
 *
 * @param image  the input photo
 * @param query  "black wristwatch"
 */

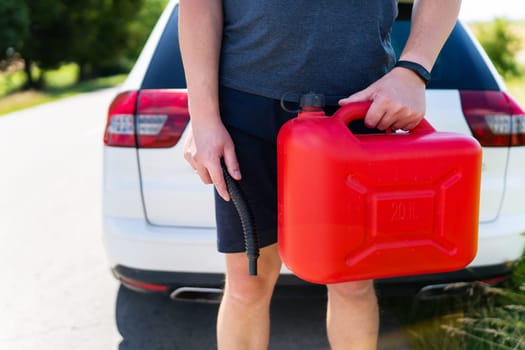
xmin=394 ymin=60 xmax=431 ymax=85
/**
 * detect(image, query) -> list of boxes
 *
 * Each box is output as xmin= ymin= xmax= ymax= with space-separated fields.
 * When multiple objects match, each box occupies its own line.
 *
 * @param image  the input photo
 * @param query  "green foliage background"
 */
xmin=470 ymin=18 xmax=524 ymax=79
xmin=0 ymin=0 xmax=169 ymax=88
xmin=0 ymin=0 xmax=29 ymax=56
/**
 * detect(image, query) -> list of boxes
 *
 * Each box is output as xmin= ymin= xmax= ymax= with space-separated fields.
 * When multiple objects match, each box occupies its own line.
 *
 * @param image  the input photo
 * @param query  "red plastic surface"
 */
xmin=277 ymin=102 xmax=482 ymax=284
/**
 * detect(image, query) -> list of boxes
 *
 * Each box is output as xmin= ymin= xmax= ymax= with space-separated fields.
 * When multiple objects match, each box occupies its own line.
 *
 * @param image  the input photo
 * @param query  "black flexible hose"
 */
xmin=221 ymin=163 xmax=260 ymax=276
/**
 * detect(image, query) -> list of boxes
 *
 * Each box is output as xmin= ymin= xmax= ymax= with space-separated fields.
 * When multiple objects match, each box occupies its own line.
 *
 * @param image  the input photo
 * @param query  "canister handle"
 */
xmin=333 ymin=101 xmax=435 ymax=134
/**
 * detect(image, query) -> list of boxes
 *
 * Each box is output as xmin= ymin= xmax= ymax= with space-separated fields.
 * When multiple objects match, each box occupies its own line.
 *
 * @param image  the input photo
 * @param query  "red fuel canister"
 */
xmin=277 ymin=98 xmax=482 ymax=284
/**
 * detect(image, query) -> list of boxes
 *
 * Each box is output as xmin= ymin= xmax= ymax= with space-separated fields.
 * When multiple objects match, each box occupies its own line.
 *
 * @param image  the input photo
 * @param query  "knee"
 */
xmin=224 ymin=272 xmax=278 ymax=307
xmin=223 ymin=245 xmax=281 ymax=306
xmin=327 ymin=280 xmax=376 ymax=301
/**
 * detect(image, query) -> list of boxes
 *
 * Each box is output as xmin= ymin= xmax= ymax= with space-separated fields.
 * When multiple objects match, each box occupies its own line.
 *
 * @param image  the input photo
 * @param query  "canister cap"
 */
xmin=300 ymin=92 xmax=325 ymax=108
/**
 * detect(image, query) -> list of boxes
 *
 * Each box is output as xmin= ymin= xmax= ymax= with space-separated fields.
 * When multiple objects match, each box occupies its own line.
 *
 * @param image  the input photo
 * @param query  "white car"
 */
xmin=102 ymin=0 xmax=525 ymax=297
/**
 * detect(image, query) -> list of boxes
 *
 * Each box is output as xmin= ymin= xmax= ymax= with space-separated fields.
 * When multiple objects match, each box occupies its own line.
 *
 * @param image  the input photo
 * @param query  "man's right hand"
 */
xmin=184 ymin=120 xmax=241 ymax=202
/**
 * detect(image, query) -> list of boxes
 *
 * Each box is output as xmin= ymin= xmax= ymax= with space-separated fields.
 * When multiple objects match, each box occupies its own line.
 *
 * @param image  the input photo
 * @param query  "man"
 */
xmin=179 ymin=1 xmax=461 ymax=349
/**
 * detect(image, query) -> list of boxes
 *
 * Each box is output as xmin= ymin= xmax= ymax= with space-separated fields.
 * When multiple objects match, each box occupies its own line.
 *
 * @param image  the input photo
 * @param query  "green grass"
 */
xmin=0 ymin=70 xmax=26 ymax=97
xmin=383 ymin=253 xmax=525 ymax=350
xmin=41 ymin=63 xmax=80 ymax=89
xmin=0 ymin=63 xmax=126 ymax=115
xmin=397 ymin=281 xmax=525 ymax=350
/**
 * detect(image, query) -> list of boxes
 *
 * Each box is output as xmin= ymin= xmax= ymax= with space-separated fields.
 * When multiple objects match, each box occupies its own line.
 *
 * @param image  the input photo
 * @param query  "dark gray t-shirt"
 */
xmin=220 ymin=0 xmax=398 ymax=103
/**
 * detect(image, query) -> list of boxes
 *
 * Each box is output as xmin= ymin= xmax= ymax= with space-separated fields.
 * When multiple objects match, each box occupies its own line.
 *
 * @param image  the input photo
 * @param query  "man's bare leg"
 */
xmin=326 ymin=280 xmax=379 ymax=350
xmin=217 ymin=244 xmax=281 ymax=350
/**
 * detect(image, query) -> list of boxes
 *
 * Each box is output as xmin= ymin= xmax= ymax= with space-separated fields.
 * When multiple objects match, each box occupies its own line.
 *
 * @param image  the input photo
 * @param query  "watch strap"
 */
xmin=394 ymin=60 xmax=431 ymax=85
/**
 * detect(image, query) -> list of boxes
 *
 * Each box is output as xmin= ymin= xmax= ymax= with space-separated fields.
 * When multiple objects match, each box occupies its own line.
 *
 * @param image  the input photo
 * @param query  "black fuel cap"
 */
xmin=299 ymin=92 xmax=325 ymax=108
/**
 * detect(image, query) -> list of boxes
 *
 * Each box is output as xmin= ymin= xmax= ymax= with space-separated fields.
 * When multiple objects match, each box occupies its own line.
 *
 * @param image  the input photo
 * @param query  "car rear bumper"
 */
xmin=111 ymin=262 xmax=515 ymax=296
xmin=103 ymin=215 xmax=523 ymax=293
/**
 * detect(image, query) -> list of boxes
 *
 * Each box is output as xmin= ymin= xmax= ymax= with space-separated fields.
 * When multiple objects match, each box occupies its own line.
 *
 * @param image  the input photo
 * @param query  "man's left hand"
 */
xmin=338 ymin=66 xmax=426 ymax=131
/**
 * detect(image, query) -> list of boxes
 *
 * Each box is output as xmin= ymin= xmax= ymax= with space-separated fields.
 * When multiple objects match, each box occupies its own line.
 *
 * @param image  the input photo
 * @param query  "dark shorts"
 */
xmin=215 ymin=86 xmax=377 ymax=253
xmin=215 ymin=86 xmax=293 ymax=253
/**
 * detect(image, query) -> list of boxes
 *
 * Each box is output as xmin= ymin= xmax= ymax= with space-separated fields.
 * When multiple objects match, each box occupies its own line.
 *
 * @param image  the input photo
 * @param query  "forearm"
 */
xmin=400 ymin=0 xmax=461 ymax=71
xmin=179 ymin=0 xmax=223 ymax=123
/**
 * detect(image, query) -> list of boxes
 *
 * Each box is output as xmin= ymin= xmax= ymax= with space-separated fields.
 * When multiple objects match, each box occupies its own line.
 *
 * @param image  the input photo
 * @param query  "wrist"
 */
xmin=394 ymin=60 xmax=431 ymax=85
xmin=191 ymin=115 xmax=223 ymax=132
xmin=188 ymin=97 xmax=221 ymax=122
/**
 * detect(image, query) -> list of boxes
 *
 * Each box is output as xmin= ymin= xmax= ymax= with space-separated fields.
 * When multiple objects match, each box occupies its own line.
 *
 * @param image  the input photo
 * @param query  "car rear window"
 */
xmin=142 ymin=4 xmax=500 ymax=91
xmin=392 ymin=24 xmax=499 ymax=90
xmin=142 ymin=5 xmax=186 ymax=89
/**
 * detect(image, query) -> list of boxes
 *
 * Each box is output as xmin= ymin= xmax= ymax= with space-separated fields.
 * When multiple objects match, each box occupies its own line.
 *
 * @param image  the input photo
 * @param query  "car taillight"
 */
xmin=104 ymin=89 xmax=190 ymax=148
xmin=460 ymin=90 xmax=525 ymax=147
xmin=104 ymin=91 xmax=138 ymax=147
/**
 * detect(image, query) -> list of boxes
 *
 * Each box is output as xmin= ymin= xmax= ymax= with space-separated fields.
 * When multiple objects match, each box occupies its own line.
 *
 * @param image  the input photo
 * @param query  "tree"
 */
xmin=0 ymin=1 xmax=29 ymax=70
xmin=478 ymin=18 xmax=522 ymax=79
xmin=66 ymin=0 xmax=146 ymax=80
xmin=125 ymin=0 xmax=169 ymax=65
xmin=2 ymin=0 xmax=160 ymax=89
xmin=15 ymin=0 xmax=70 ymax=88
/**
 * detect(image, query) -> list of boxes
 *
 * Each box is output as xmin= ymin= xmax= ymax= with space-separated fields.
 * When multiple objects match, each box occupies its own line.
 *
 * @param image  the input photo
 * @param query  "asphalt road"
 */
xmin=0 ymin=89 xmax=413 ymax=350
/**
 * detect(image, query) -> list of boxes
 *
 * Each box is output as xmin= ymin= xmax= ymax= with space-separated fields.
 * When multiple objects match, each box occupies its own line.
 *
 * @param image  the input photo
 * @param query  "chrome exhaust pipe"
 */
xmin=170 ymin=287 xmax=223 ymax=303
xmin=416 ymin=282 xmax=473 ymax=301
